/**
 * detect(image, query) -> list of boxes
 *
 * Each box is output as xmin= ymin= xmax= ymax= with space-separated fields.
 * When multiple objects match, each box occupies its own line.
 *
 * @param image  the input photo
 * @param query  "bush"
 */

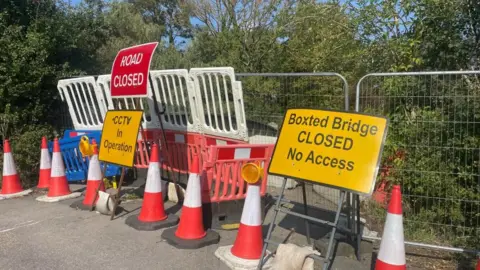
xmin=364 ymin=75 xmax=480 ymax=246
xmin=0 ymin=125 xmax=56 ymax=189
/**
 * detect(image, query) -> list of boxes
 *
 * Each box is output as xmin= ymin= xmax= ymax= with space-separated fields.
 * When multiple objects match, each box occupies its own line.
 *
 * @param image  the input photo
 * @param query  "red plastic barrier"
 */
xmin=133 ymin=130 xmax=274 ymax=204
xmin=203 ymin=144 xmax=274 ymax=203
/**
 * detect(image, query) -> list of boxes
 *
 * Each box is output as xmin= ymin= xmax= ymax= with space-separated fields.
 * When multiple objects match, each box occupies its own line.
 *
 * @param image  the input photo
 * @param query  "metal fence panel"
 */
xmin=356 ymin=71 xmax=480 ymax=249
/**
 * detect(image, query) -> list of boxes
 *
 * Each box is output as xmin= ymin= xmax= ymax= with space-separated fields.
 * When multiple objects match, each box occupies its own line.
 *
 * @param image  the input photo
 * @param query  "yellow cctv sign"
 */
xmin=98 ymin=110 xmax=143 ymax=167
xmin=268 ymin=108 xmax=388 ymax=195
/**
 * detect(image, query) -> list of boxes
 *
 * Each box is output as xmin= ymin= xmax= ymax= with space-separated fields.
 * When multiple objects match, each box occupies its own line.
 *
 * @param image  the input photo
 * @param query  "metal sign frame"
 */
xmin=258 ymin=106 xmax=387 ymax=269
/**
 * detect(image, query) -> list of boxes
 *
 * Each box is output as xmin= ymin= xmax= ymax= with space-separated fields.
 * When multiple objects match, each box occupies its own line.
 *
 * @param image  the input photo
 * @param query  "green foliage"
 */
xmin=278 ymin=2 xmax=362 ymax=75
xmin=95 ymin=1 xmax=164 ymax=73
xmin=366 ymin=75 xmax=480 ymax=245
xmin=0 ymin=125 xmax=55 ymax=188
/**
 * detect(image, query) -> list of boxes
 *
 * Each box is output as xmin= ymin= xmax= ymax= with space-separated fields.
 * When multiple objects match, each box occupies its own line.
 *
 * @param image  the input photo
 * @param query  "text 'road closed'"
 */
xmin=268 ymin=109 xmax=388 ymax=195
xmin=110 ymin=42 xmax=158 ymax=97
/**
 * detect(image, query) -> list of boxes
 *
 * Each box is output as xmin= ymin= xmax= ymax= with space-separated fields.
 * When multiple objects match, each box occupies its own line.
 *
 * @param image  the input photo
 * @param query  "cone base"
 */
xmin=215 ymin=245 xmax=273 ymax=270
xmin=0 ymin=189 xmax=32 ymax=199
xmin=375 ymin=259 xmax=406 ymax=270
xmin=82 ymin=180 xmax=105 ymax=206
xmin=231 ymin=223 xmax=263 ymax=259
xmin=48 ymin=176 xmax=72 ymax=198
xmin=138 ymin=192 xmax=168 ymax=222
xmin=161 ymin=226 xmax=220 ymax=249
xmin=175 ymin=206 xmax=206 ymax=240
xmin=125 ymin=213 xmax=179 ymax=231
xmin=1 ymin=174 xmax=24 ymax=195
xmin=36 ymin=192 xmax=81 ymax=203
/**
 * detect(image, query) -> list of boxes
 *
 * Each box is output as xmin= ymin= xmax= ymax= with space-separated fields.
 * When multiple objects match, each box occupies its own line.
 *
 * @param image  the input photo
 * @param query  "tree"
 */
xmin=414 ymin=0 xmax=480 ymax=70
xmin=278 ymin=2 xmax=361 ymax=75
xmin=129 ymin=0 xmax=193 ymax=48
xmin=95 ymin=1 xmax=164 ymax=73
xmin=186 ymin=0 xmax=293 ymax=72
xmin=0 ymin=0 xmax=110 ymax=186
xmin=346 ymin=0 xmax=422 ymax=72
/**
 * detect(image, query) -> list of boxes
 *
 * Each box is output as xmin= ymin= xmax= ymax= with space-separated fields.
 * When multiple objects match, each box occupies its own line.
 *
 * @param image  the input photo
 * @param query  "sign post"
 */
xmin=258 ymin=108 xmax=388 ymax=270
xmin=99 ymin=42 xmax=158 ymax=220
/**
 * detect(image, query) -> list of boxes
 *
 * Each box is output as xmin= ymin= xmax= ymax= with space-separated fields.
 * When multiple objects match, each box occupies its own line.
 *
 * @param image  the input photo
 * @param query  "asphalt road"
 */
xmin=0 ymin=180 xmax=377 ymax=270
xmin=0 ymin=190 xmax=235 ymax=270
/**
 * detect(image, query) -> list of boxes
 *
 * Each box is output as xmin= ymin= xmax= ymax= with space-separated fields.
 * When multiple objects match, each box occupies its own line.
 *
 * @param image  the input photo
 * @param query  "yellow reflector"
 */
xmin=241 ymin=163 xmax=263 ymax=184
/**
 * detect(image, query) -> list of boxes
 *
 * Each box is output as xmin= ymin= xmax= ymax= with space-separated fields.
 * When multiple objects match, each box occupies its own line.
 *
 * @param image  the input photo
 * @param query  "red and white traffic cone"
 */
xmin=36 ymin=136 xmax=51 ymax=189
xmin=375 ymin=185 xmax=406 ymax=270
xmin=161 ymin=153 xmax=220 ymax=249
xmin=126 ymin=143 xmax=178 ymax=231
xmin=214 ymin=162 xmax=274 ymax=269
xmin=0 ymin=139 xmax=32 ymax=198
xmin=36 ymin=138 xmax=81 ymax=202
xmin=70 ymin=139 xmax=105 ymax=210
xmin=230 ymin=181 xmax=263 ymax=259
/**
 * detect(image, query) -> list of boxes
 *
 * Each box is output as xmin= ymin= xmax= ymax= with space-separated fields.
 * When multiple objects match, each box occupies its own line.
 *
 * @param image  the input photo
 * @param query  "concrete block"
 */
xmin=167 ymin=182 xmax=185 ymax=203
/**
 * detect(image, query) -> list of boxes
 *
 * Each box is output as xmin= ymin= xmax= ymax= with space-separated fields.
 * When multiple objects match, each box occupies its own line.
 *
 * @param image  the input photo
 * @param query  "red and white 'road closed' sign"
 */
xmin=110 ymin=42 xmax=159 ymax=97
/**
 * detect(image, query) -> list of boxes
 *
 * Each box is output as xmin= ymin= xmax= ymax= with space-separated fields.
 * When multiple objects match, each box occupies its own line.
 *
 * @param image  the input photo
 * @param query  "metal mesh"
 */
xmin=236 ymin=73 xmax=349 ymax=211
xmin=356 ymin=72 xmax=480 ymax=247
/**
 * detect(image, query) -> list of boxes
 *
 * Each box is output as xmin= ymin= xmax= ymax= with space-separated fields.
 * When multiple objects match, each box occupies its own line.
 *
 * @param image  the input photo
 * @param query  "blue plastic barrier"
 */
xmin=48 ymin=130 xmax=123 ymax=182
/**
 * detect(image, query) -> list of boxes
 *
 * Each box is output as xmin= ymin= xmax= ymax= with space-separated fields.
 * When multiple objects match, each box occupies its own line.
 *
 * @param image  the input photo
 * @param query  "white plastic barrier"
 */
xmin=56 ymin=67 xmax=248 ymax=142
xmin=149 ymin=69 xmax=201 ymax=133
xmin=96 ymin=74 xmax=158 ymax=130
xmin=57 ymin=77 xmax=106 ymax=130
xmin=189 ymin=67 xmax=248 ymax=142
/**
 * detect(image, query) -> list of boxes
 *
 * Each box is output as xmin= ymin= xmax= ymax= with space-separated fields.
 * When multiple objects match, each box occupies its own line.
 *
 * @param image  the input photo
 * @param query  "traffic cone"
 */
xmin=214 ymin=162 xmax=275 ymax=269
xmin=230 ymin=181 xmax=263 ymax=259
xmin=161 ymin=153 xmax=220 ymax=249
xmin=125 ymin=143 xmax=178 ymax=231
xmin=48 ymin=138 xmax=71 ymax=197
xmin=36 ymin=136 xmax=51 ymax=189
xmin=0 ymin=139 xmax=32 ymax=198
xmin=36 ymin=138 xmax=81 ymax=202
xmin=476 ymin=258 xmax=480 ymax=270
xmin=70 ymin=139 xmax=105 ymax=210
xmin=375 ymin=185 xmax=406 ymax=270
